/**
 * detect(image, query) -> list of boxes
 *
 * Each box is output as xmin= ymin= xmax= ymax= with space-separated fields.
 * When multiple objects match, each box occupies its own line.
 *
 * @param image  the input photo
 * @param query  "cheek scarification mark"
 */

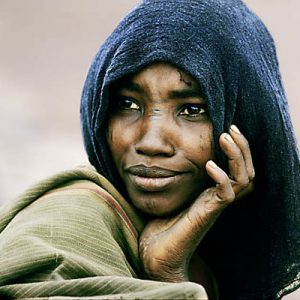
xmin=106 ymin=129 xmax=113 ymax=144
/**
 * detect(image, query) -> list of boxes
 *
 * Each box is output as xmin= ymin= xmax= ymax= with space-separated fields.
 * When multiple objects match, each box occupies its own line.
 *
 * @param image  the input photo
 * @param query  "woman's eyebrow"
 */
xmin=117 ymin=81 xmax=204 ymax=100
xmin=169 ymin=88 xmax=204 ymax=100
xmin=119 ymin=80 xmax=144 ymax=93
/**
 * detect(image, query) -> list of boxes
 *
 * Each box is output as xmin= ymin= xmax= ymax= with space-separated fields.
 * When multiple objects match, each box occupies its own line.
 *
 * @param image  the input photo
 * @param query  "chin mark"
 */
xmin=146 ymin=199 xmax=158 ymax=211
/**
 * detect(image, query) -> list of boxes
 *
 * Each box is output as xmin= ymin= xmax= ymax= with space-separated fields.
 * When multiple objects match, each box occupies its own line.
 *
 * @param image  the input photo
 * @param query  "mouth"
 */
xmin=125 ymin=165 xmax=185 ymax=192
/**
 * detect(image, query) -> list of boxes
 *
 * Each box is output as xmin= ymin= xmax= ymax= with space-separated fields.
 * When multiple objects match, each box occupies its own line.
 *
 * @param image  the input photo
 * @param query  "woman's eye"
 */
xmin=118 ymin=97 xmax=140 ymax=111
xmin=179 ymin=104 xmax=208 ymax=118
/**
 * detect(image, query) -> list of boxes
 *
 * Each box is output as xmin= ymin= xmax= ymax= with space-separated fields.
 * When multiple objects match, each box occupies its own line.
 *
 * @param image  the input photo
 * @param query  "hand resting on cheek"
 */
xmin=139 ymin=125 xmax=254 ymax=299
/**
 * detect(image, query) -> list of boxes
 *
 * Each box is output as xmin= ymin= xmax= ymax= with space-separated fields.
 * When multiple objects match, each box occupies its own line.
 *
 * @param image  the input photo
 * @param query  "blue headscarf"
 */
xmin=80 ymin=0 xmax=300 ymax=299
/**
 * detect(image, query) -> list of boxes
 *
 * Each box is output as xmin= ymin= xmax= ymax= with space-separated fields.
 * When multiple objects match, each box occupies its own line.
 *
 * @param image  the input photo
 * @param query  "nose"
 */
xmin=135 ymin=118 xmax=175 ymax=157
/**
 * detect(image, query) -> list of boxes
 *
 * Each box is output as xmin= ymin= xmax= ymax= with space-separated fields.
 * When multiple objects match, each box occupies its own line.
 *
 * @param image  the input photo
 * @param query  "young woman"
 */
xmin=0 ymin=1 xmax=299 ymax=299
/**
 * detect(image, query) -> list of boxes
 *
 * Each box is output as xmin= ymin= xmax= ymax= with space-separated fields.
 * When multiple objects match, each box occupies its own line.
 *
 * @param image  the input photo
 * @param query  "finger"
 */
xmin=148 ymin=161 xmax=234 ymax=250
xmin=180 ymin=161 xmax=235 ymax=236
xmin=205 ymin=160 xmax=235 ymax=204
xmin=140 ymin=161 xmax=236 ymax=258
xmin=219 ymin=133 xmax=250 ymax=193
xmin=233 ymin=181 xmax=254 ymax=200
xmin=229 ymin=125 xmax=255 ymax=180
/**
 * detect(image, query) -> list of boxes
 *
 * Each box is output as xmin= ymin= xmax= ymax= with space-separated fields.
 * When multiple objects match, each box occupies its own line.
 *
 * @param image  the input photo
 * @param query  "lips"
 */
xmin=125 ymin=165 xmax=184 ymax=192
xmin=126 ymin=165 xmax=179 ymax=177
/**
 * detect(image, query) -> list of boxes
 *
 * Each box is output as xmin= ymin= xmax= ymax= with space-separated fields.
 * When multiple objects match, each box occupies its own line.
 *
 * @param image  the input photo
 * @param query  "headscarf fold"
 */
xmin=80 ymin=1 xmax=300 ymax=299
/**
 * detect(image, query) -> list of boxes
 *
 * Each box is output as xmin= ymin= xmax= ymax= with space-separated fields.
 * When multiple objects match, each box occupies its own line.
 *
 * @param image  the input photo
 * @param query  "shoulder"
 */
xmin=0 ymin=166 xmax=144 ymax=265
xmin=23 ymin=178 xmax=136 ymax=240
xmin=1 ymin=165 xmax=143 ymax=236
xmin=0 ymin=167 xmax=144 ymax=282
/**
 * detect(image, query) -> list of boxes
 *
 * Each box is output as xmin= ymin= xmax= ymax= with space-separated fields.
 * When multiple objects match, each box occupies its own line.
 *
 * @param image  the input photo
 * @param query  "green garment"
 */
xmin=0 ymin=166 xmax=207 ymax=299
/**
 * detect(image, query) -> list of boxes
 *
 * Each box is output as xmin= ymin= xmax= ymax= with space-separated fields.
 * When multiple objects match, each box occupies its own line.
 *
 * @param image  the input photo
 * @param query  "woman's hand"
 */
xmin=139 ymin=125 xmax=255 ymax=286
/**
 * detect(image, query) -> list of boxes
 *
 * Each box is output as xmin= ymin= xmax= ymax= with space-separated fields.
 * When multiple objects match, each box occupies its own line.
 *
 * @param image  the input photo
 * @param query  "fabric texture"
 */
xmin=0 ymin=166 xmax=207 ymax=300
xmin=80 ymin=0 xmax=300 ymax=299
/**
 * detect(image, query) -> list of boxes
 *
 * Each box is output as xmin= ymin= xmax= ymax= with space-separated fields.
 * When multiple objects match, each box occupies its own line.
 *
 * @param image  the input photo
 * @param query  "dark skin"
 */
xmin=107 ymin=62 xmax=254 ymax=300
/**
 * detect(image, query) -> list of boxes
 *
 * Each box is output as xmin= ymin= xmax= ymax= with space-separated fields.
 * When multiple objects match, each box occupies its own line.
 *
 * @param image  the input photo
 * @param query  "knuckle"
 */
xmin=224 ymin=189 xmax=235 ymax=203
xmin=217 ymin=192 xmax=235 ymax=204
xmin=234 ymin=179 xmax=255 ymax=198
xmin=215 ymin=185 xmax=235 ymax=204
xmin=231 ymin=150 xmax=243 ymax=161
xmin=238 ymin=178 xmax=250 ymax=189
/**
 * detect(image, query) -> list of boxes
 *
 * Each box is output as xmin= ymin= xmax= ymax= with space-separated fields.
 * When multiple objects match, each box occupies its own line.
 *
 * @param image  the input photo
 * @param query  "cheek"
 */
xmin=181 ymin=124 xmax=215 ymax=163
xmin=107 ymin=119 xmax=122 ymax=163
xmin=199 ymin=131 xmax=215 ymax=156
xmin=107 ymin=118 xmax=136 ymax=165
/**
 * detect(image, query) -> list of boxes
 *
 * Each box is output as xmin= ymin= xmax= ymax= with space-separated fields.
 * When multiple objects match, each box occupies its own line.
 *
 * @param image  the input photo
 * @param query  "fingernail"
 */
xmin=207 ymin=160 xmax=218 ymax=168
xmin=225 ymin=133 xmax=235 ymax=143
xmin=230 ymin=125 xmax=241 ymax=134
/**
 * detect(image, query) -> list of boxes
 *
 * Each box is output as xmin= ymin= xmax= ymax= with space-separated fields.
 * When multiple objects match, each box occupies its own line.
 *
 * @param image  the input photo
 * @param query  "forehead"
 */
xmin=115 ymin=62 xmax=200 ymax=91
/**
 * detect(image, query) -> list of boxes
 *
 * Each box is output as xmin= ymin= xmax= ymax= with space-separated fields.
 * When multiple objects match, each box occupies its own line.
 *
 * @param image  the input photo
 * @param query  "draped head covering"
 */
xmin=80 ymin=0 xmax=300 ymax=299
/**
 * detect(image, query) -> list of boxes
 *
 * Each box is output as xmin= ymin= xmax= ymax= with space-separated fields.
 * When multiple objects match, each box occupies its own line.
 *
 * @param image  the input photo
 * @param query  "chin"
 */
xmin=131 ymin=195 xmax=189 ymax=218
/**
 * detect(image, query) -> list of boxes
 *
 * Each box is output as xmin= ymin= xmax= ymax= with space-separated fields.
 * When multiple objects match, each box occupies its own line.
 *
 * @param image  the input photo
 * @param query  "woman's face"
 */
xmin=107 ymin=62 xmax=215 ymax=216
